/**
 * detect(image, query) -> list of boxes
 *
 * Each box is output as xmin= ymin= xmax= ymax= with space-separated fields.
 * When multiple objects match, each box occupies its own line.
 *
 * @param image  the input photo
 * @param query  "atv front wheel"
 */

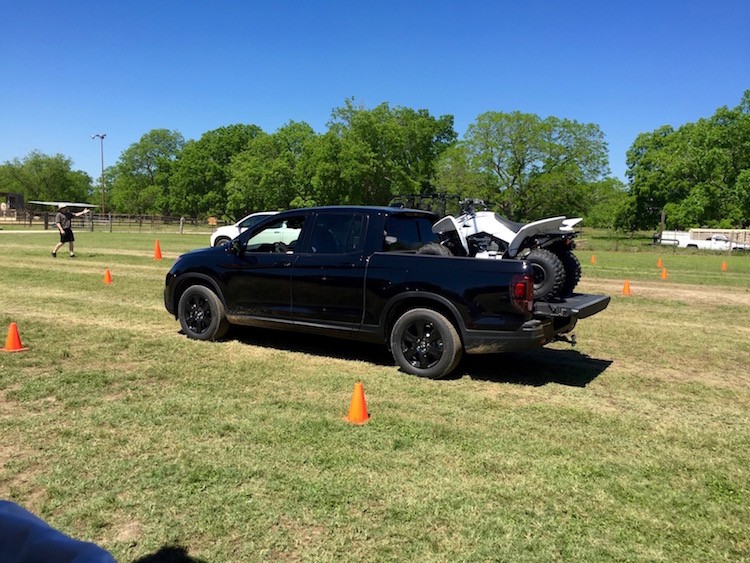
xmin=416 ymin=242 xmax=453 ymax=256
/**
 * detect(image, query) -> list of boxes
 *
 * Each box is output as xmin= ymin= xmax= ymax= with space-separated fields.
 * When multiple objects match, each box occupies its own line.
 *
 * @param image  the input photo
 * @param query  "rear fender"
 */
xmin=506 ymin=216 xmax=567 ymax=258
xmin=561 ymin=218 xmax=583 ymax=232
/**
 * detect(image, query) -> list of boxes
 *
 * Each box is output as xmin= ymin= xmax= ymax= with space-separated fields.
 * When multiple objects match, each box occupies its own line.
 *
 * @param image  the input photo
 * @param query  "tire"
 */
xmin=389 ymin=308 xmax=462 ymax=379
xmin=526 ymin=248 xmax=566 ymax=300
xmin=214 ymin=237 xmax=231 ymax=247
xmin=416 ymin=242 xmax=453 ymax=256
xmin=178 ymin=285 xmax=229 ymax=341
xmin=559 ymin=250 xmax=582 ymax=297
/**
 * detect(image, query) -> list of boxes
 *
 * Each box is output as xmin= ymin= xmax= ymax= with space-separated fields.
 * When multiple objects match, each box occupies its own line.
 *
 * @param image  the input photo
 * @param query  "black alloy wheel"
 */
xmin=178 ymin=285 xmax=229 ymax=341
xmin=390 ymin=308 xmax=462 ymax=379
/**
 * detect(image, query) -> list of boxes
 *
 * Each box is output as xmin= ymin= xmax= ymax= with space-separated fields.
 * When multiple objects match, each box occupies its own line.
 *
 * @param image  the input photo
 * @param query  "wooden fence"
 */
xmin=0 ymin=211 xmax=224 ymax=234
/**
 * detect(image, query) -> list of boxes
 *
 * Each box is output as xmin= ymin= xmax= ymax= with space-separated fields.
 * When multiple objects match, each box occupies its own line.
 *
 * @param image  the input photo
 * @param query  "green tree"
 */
xmin=625 ymin=91 xmax=750 ymax=229
xmin=311 ymin=100 xmax=457 ymax=205
xmin=583 ymin=177 xmax=629 ymax=228
xmin=108 ymin=129 xmax=185 ymax=214
xmin=0 ymin=151 xmax=92 ymax=203
xmin=225 ymin=121 xmax=317 ymax=217
xmin=170 ymin=124 xmax=263 ymax=217
xmin=437 ymin=111 xmax=609 ymax=221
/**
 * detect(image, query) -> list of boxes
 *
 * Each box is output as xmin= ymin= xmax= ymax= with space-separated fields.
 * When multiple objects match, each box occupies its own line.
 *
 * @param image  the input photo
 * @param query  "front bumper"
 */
xmin=164 ymin=273 xmax=177 ymax=316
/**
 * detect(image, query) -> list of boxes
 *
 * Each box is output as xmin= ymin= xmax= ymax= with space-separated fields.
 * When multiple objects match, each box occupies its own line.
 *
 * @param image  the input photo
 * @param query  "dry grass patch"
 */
xmin=1 ymin=236 xmax=749 ymax=561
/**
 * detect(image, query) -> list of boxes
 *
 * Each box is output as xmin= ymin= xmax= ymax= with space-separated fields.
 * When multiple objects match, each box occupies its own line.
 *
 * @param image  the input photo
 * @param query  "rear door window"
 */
xmin=308 ymin=213 xmax=366 ymax=254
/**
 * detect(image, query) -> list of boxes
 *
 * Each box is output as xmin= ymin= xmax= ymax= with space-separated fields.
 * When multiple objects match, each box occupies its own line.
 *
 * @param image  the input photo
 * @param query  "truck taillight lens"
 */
xmin=511 ymin=274 xmax=533 ymax=313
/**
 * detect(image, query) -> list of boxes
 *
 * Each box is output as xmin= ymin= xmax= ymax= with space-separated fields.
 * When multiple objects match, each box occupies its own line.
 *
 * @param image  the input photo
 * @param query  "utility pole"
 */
xmin=92 ymin=133 xmax=106 ymax=215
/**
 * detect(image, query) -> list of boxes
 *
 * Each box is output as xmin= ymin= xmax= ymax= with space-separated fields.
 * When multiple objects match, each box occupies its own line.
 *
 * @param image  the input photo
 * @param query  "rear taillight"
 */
xmin=511 ymin=274 xmax=533 ymax=313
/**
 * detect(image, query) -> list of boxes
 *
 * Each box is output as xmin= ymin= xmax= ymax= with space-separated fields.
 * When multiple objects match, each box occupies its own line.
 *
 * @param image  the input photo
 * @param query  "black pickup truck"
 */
xmin=164 ymin=206 xmax=609 ymax=378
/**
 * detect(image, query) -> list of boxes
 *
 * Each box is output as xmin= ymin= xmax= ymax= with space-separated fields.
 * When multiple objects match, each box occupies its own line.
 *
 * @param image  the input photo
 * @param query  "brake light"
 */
xmin=511 ymin=274 xmax=533 ymax=313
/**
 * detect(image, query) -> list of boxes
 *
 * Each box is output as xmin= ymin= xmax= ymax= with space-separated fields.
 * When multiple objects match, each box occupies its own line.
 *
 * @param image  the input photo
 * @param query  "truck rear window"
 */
xmin=384 ymin=215 xmax=438 ymax=251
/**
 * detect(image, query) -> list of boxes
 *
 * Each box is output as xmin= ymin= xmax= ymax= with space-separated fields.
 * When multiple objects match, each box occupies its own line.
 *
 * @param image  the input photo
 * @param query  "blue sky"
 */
xmin=2 ymin=0 xmax=748 ymax=185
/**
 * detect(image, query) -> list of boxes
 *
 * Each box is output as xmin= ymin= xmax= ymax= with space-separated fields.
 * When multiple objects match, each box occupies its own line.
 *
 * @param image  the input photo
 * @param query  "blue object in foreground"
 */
xmin=0 ymin=500 xmax=115 ymax=563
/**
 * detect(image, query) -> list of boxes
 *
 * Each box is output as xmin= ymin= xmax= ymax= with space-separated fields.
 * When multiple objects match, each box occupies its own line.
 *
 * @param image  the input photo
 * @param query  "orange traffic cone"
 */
xmin=657 ymin=258 xmax=663 ymax=268
xmin=103 ymin=268 xmax=113 ymax=284
xmin=154 ymin=240 xmax=163 ymax=261
xmin=346 ymin=382 xmax=370 ymax=424
xmin=590 ymin=255 xmax=597 ymax=265
xmin=661 ymin=267 xmax=668 ymax=280
xmin=721 ymin=261 xmax=728 ymax=272
xmin=2 ymin=322 xmax=29 ymax=352
xmin=622 ymin=280 xmax=631 ymax=295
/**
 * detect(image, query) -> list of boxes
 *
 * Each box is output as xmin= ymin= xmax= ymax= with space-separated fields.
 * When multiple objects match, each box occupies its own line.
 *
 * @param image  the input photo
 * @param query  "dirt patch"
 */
xmin=112 ymin=519 xmax=142 ymax=544
xmin=578 ymin=279 xmax=750 ymax=307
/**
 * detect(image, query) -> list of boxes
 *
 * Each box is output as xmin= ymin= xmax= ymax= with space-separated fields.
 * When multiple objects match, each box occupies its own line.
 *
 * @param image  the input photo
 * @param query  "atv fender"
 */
xmin=561 ymin=218 xmax=583 ymax=232
xmin=432 ymin=215 xmax=469 ymax=254
xmin=506 ymin=216 xmax=567 ymax=258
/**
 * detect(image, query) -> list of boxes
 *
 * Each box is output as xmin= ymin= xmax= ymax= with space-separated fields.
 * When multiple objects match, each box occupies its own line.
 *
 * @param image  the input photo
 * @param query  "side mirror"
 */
xmin=228 ymin=240 xmax=243 ymax=256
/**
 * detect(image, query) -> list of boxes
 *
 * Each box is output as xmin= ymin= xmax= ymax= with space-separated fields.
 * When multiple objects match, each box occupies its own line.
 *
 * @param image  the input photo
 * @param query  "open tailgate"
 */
xmin=534 ymin=293 xmax=610 ymax=320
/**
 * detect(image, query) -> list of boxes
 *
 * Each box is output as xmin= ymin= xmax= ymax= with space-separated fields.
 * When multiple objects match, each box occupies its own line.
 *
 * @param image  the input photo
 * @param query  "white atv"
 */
xmin=418 ymin=199 xmax=582 ymax=299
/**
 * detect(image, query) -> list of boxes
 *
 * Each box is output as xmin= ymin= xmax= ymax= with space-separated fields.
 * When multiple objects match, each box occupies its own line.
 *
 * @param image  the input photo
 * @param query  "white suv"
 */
xmin=210 ymin=212 xmax=278 ymax=247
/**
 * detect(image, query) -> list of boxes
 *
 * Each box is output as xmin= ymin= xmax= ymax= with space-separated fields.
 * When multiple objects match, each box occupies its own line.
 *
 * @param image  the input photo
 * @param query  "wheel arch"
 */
xmin=213 ymin=236 xmax=232 ymax=247
xmin=171 ymin=273 xmax=226 ymax=317
xmin=381 ymin=292 xmax=466 ymax=348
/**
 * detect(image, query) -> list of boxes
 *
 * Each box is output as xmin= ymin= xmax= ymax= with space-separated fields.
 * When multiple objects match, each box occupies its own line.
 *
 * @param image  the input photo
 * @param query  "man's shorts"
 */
xmin=60 ymin=228 xmax=74 ymax=243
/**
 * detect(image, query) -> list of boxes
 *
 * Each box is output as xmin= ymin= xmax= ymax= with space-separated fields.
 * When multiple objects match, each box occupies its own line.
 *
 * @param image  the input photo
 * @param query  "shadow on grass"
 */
xmin=228 ymin=326 xmax=394 ymax=367
xmin=460 ymin=348 xmax=613 ymax=387
xmin=224 ymin=327 xmax=611 ymax=387
xmin=132 ymin=544 xmax=206 ymax=563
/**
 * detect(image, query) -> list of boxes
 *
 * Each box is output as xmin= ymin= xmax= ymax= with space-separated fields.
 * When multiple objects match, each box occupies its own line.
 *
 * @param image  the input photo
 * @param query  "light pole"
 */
xmin=92 ymin=133 xmax=106 ymax=215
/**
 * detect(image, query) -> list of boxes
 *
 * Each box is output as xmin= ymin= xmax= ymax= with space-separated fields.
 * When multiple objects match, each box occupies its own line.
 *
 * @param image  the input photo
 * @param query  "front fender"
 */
xmin=432 ymin=215 xmax=469 ymax=254
xmin=166 ymin=272 xmax=227 ymax=317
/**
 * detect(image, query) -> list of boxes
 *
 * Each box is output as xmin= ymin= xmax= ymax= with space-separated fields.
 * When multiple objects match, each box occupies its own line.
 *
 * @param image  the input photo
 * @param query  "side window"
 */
xmin=417 ymin=218 xmax=438 ymax=245
xmin=239 ymin=215 xmax=268 ymax=229
xmin=309 ymin=213 xmax=365 ymax=254
xmin=384 ymin=215 xmax=437 ymax=251
xmin=246 ymin=216 xmax=304 ymax=253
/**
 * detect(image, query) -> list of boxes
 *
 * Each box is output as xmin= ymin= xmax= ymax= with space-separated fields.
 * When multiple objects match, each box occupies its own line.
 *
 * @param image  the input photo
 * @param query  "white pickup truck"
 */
xmin=658 ymin=231 xmax=749 ymax=251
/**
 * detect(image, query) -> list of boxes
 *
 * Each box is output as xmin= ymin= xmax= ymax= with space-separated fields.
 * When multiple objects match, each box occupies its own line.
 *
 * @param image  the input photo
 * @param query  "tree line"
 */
xmin=2 ymin=94 xmax=749 ymax=230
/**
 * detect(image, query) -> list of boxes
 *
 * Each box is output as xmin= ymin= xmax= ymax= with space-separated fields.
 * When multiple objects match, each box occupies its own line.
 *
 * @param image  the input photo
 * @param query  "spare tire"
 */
xmin=526 ymin=248 xmax=566 ymax=300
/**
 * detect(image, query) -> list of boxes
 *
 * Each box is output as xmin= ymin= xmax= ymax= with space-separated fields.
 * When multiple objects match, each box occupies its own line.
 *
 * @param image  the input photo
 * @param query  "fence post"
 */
xmin=179 ymin=216 xmax=185 ymax=235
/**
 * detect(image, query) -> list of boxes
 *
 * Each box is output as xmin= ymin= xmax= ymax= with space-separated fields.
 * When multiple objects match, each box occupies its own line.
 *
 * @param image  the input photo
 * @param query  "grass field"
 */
xmin=1 ymin=231 xmax=749 ymax=562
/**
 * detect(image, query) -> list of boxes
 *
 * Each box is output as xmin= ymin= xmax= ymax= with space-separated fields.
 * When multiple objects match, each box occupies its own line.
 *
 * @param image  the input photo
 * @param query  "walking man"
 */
xmin=52 ymin=204 xmax=89 ymax=258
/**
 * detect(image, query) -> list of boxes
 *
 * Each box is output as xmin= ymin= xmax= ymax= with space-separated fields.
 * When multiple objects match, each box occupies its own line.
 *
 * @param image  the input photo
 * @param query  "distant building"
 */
xmin=1 ymin=192 xmax=24 ymax=217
